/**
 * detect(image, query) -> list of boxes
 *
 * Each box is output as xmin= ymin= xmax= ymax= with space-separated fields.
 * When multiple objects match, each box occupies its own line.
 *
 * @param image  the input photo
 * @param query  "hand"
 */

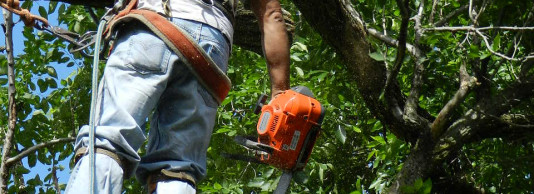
xmin=271 ymin=89 xmax=285 ymax=99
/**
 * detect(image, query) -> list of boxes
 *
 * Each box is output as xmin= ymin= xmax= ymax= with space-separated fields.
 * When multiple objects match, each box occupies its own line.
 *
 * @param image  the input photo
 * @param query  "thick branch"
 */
xmin=382 ymin=0 xmax=411 ymax=126
xmin=431 ymin=63 xmax=478 ymax=139
xmin=0 ymin=9 xmax=15 ymax=194
xmin=5 ymin=137 xmax=76 ymax=166
xmin=404 ymin=0 xmax=426 ymax=123
xmin=384 ymin=0 xmax=410 ymax=95
xmin=434 ymin=80 xmax=534 ymax=162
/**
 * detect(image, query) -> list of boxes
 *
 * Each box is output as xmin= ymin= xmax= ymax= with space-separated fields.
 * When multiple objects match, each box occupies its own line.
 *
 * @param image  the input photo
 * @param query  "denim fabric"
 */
xmin=65 ymin=18 xmax=230 ymax=193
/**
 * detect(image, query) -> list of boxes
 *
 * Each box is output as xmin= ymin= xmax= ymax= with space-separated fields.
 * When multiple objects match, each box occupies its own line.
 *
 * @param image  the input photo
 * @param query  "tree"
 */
xmin=290 ymin=0 xmax=534 ymax=193
xmin=1 ymin=0 xmax=534 ymax=193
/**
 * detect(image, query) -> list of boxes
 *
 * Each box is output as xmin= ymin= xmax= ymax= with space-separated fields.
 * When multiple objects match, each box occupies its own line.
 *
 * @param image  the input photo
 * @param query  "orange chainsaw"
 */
xmin=225 ymin=86 xmax=326 ymax=193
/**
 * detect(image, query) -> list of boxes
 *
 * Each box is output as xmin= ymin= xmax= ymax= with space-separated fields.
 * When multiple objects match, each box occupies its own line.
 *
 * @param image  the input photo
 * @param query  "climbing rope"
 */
xmin=0 ymin=0 xmax=49 ymax=27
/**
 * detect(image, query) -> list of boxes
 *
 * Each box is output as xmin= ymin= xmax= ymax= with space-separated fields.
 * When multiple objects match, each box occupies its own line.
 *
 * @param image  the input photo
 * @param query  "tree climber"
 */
xmin=64 ymin=0 xmax=290 ymax=193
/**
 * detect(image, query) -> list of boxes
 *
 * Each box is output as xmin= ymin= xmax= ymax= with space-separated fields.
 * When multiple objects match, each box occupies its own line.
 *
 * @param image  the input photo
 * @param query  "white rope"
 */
xmin=88 ymin=18 xmax=107 ymax=194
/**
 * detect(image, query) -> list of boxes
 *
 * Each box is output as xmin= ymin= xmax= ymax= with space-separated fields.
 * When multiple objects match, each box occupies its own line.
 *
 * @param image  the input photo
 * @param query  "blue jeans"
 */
xmin=65 ymin=18 xmax=230 ymax=193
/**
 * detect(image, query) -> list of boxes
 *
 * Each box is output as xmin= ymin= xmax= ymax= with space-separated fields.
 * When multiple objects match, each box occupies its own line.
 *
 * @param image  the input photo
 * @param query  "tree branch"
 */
xmin=366 ymin=28 xmax=421 ymax=58
xmin=424 ymin=26 xmax=534 ymax=32
xmin=5 ymin=137 xmax=76 ymax=166
xmin=404 ymin=0 xmax=426 ymax=123
xmin=434 ymin=80 xmax=534 ymax=162
xmin=429 ymin=0 xmax=439 ymax=24
xmin=0 ymin=8 xmax=15 ymax=194
xmin=431 ymin=62 xmax=478 ymax=140
xmin=384 ymin=0 xmax=410 ymax=97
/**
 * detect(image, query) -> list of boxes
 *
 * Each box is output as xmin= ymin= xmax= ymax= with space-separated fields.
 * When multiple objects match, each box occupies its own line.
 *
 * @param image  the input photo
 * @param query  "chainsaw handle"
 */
xmin=254 ymin=94 xmax=269 ymax=114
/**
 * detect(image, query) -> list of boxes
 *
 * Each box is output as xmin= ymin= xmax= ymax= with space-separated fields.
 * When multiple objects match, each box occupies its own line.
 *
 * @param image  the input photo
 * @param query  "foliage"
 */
xmin=1 ymin=0 xmax=534 ymax=193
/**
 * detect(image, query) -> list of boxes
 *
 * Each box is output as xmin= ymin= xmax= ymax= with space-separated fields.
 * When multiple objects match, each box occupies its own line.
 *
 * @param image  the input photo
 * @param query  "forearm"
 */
xmin=252 ymin=0 xmax=290 ymax=97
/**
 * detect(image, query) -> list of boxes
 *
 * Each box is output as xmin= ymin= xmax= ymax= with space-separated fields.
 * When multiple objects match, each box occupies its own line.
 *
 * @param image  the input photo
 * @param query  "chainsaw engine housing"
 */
xmin=256 ymin=86 xmax=325 ymax=171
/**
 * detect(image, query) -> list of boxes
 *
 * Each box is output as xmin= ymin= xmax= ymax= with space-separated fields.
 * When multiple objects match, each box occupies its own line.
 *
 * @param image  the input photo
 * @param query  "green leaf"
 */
xmin=335 ymin=125 xmax=347 ymax=144
xmin=295 ymin=66 xmax=304 ymax=78
xmin=47 ymin=78 xmax=57 ymax=89
xmin=492 ymin=34 xmax=501 ymax=51
xmin=423 ymin=179 xmax=432 ymax=194
xmin=469 ymin=45 xmax=480 ymax=58
xmin=366 ymin=149 xmax=375 ymax=161
xmin=414 ymin=178 xmax=423 ymax=190
xmin=371 ymin=136 xmax=386 ymax=145
xmin=247 ymin=179 xmax=265 ymax=188
xmin=15 ymin=165 xmax=30 ymax=174
xmin=293 ymin=170 xmax=309 ymax=184
xmin=214 ymin=182 xmax=222 ymax=190
xmin=353 ymin=126 xmax=362 ymax=133
xmin=0 ymin=78 xmax=7 ymax=85
xmin=33 ymin=109 xmax=45 ymax=116
xmin=38 ymin=6 xmax=48 ymax=19
xmin=319 ymin=165 xmax=325 ymax=182
xmin=38 ymin=79 xmax=48 ymax=93
xmin=369 ymin=52 xmax=385 ymax=61
xmin=291 ymin=42 xmax=308 ymax=52
xmin=28 ymin=154 xmax=37 ymax=167
xmin=48 ymin=1 xmax=58 ymax=14
xmin=47 ymin=66 xmax=57 ymax=78
xmin=58 ymin=4 xmax=65 ymax=15
xmin=317 ymin=72 xmax=328 ymax=82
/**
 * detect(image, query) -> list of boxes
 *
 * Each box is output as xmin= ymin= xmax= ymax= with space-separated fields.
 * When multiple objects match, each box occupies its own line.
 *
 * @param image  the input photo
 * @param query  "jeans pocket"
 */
xmin=199 ymin=40 xmax=228 ymax=73
xmin=126 ymin=30 xmax=170 ymax=74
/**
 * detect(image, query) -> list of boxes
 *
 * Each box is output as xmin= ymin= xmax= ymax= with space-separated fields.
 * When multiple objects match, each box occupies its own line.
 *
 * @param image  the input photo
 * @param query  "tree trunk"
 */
xmin=0 ymin=9 xmax=16 ymax=194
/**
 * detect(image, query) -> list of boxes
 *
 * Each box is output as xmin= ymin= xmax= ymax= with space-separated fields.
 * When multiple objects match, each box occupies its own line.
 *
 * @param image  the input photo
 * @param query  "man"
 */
xmin=65 ymin=0 xmax=290 ymax=193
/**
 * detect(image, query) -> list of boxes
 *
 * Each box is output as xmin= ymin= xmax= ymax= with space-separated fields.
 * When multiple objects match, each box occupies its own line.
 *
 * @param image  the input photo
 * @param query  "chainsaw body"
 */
xmin=255 ymin=86 xmax=325 ymax=171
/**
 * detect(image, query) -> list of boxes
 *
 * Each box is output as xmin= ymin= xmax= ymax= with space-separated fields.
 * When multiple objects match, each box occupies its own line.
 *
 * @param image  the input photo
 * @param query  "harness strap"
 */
xmin=74 ymin=147 xmax=134 ymax=178
xmin=106 ymin=5 xmax=231 ymax=103
xmin=147 ymin=169 xmax=197 ymax=193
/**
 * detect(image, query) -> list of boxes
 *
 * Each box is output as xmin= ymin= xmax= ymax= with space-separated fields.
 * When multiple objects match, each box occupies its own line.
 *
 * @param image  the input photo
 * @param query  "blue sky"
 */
xmin=1 ymin=2 xmax=77 ymax=191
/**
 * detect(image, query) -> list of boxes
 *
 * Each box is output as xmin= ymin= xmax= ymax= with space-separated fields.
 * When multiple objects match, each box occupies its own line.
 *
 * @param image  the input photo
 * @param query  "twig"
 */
xmin=434 ymin=5 xmax=469 ymax=27
xmin=468 ymin=0 xmax=476 ymax=24
xmin=431 ymin=62 xmax=479 ymax=139
xmin=429 ymin=0 xmax=439 ymax=24
xmin=52 ymin=159 xmax=60 ymax=194
xmin=424 ymin=25 xmax=534 ymax=61
xmin=474 ymin=29 xmax=532 ymax=62
xmin=366 ymin=28 xmax=421 ymax=58
xmin=0 ymin=8 xmax=15 ymax=194
xmin=5 ymin=137 xmax=76 ymax=166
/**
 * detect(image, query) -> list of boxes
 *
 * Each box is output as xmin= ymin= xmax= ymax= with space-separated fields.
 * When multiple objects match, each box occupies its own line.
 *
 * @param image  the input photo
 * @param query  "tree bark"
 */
xmin=0 ymin=9 xmax=16 ymax=194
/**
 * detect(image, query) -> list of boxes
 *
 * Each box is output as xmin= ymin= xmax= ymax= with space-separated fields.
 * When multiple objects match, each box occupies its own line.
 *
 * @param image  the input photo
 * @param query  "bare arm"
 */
xmin=250 ymin=0 xmax=290 ymax=98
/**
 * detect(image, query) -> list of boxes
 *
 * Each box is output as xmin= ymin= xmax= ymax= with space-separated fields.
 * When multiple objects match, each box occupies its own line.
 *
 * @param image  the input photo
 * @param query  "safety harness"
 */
xmin=106 ymin=0 xmax=232 ymax=103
